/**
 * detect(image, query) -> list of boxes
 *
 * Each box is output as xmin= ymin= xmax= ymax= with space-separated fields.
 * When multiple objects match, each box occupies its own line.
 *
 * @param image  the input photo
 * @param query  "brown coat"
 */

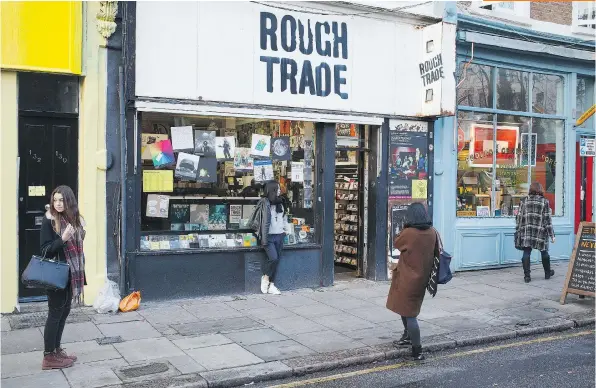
xmin=386 ymin=227 xmax=438 ymax=317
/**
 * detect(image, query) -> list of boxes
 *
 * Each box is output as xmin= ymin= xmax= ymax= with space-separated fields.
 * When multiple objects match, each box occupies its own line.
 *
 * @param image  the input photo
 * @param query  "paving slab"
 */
xmin=1 ymin=328 xmax=44 ymax=355
xmin=265 ymin=294 xmax=320 ymax=308
xmin=114 ymin=337 xmax=185 ymax=363
xmin=61 ymin=340 xmax=121 ymax=364
xmin=172 ymin=317 xmax=264 ymax=336
xmin=292 ymin=330 xmax=367 ymax=353
xmin=1 ymin=317 xmax=11 ymax=332
xmin=422 ymin=314 xmax=494 ymax=332
xmin=224 ymin=298 xmax=278 ymax=311
xmin=172 ymin=334 xmax=232 ymax=350
xmin=446 ymin=326 xmax=517 ymax=346
xmin=63 ymin=361 xmax=122 ymax=388
xmin=200 ymin=361 xmax=292 ymax=388
xmin=1 ymin=370 xmax=69 ymax=388
xmin=244 ymin=339 xmax=315 ymax=361
xmin=0 ymin=350 xmax=44 ymax=378
xmin=342 ymin=326 xmax=395 ymax=346
xmin=306 ymin=292 xmax=374 ymax=309
xmin=161 ymin=355 xmax=206 ymax=374
xmin=137 ymin=305 xmax=197 ymax=325
xmin=348 ymin=306 xmax=400 ymax=324
xmin=113 ymin=360 xmax=179 ymax=383
xmin=287 ymin=302 xmax=343 ymax=318
xmin=185 ymin=343 xmax=264 ymax=370
xmin=244 ymin=306 xmax=298 ymax=321
xmin=266 ymin=316 xmax=327 ymax=336
xmin=50 ymin=322 xmax=103 ymax=344
xmin=91 ymin=312 xmax=143 ymax=325
xmin=311 ymin=313 xmax=376 ymax=331
xmin=224 ymin=328 xmax=288 ymax=346
xmin=182 ymin=302 xmax=245 ymax=321
xmin=97 ymin=321 xmax=161 ymax=341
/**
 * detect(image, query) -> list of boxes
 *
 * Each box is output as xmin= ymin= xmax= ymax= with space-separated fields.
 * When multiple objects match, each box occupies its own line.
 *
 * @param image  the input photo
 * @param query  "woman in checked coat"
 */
xmin=515 ymin=182 xmax=555 ymax=283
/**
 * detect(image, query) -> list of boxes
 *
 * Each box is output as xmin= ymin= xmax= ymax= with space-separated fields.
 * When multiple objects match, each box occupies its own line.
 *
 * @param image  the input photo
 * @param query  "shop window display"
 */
xmin=139 ymin=114 xmax=317 ymax=251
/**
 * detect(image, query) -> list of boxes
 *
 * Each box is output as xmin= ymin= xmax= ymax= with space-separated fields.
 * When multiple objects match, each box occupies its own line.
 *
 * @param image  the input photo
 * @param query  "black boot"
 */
xmin=522 ymin=256 xmax=531 ymax=283
xmin=411 ymin=345 xmax=425 ymax=361
xmin=541 ymin=253 xmax=555 ymax=279
xmin=393 ymin=331 xmax=411 ymax=347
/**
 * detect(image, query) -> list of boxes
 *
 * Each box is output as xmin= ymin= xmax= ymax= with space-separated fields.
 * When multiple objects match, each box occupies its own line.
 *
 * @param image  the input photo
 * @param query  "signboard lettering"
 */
xmin=259 ymin=12 xmax=349 ymax=99
xmin=419 ymin=54 xmax=444 ymax=86
xmin=560 ymin=222 xmax=595 ymax=304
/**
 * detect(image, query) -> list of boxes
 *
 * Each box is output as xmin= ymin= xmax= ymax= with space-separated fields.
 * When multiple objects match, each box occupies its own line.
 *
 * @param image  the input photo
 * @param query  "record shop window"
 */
xmin=139 ymin=114 xmax=317 ymax=251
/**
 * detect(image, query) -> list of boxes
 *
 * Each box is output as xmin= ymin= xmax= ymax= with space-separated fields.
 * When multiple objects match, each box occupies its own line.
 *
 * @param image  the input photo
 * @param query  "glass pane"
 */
xmin=497 ymin=68 xmax=529 ymax=112
xmin=139 ymin=114 xmax=318 ymax=250
xmin=531 ymin=118 xmax=565 ymax=216
xmin=456 ymin=63 xmax=494 ymax=108
xmin=456 ymin=111 xmax=495 ymax=217
xmin=576 ymin=77 xmax=595 ymax=130
xmin=532 ymin=73 xmax=565 ymax=115
xmin=494 ymin=115 xmax=531 ymax=217
xmin=18 ymin=73 xmax=79 ymax=114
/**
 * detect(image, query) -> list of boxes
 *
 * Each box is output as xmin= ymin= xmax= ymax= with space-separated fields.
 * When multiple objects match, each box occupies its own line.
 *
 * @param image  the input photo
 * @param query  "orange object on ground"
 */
xmin=119 ymin=291 xmax=141 ymax=312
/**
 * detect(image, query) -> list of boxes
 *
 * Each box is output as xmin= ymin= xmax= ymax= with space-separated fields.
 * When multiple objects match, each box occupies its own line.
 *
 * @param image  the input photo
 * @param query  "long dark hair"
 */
xmin=263 ymin=180 xmax=284 ymax=213
xmin=50 ymin=185 xmax=82 ymax=233
xmin=404 ymin=203 xmax=431 ymax=230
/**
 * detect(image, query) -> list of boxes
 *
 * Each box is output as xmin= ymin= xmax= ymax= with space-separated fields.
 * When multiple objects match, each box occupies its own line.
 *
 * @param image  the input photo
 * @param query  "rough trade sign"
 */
xmin=259 ymin=12 xmax=349 ymax=99
xmin=419 ymin=54 xmax=444 ymax=87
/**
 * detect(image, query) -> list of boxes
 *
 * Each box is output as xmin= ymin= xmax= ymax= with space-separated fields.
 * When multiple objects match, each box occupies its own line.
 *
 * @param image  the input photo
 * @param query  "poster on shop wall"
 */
xmin=388 ymin=121 xmax=429 ymax=198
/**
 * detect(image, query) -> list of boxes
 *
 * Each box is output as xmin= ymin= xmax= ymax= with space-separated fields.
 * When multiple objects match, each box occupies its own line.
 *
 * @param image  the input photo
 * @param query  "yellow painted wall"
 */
xmin=1 ymin=1 xmax=82 ymax=74
xmin=0 ymin=2 xmax=108 ymax=312
xmin=0 ymin=72 xmax=19 ymax=313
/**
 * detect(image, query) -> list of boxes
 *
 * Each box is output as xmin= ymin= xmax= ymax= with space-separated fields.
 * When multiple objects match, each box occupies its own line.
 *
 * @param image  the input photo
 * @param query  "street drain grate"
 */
xmin=96 ymin=336 xmax=123 ymax=345
xmin=119 ymin=362 xmax=170 ymax=379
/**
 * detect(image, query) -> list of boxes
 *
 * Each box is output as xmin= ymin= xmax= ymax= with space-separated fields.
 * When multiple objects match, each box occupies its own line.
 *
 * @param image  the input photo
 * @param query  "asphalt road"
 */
xmin=261 ymin=329 xmax=595 ymax=388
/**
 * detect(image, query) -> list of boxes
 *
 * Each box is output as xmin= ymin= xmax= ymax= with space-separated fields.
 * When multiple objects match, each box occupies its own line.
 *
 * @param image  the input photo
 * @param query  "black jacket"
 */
xmin=40 ymin=212 xmax=67 ymax=263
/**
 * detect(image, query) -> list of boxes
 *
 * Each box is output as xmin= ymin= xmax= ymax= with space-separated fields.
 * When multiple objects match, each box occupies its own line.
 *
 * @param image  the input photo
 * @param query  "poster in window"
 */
xmin=208 ymin=204 xmax=227 ymax=230
xmin=194 ymin=130 xmax=216 ymax=156
xmin=251 ymin=134 xmax=271 ymax=157
xmin=175 ymin=153 xmax=200 ymax=180
xmin=146 ymin=194 xmax=169 ymax=218
xmin=234 ymin=148 xmax=254 ymax=171
xmin=215 ymin=136 xmax=236 ymax=160
xmin=196 ymin=157 xmax=217 ymax=183
xmin=170 ymin=204 xmax=190 ymax=224
xmin=189 ymin=204 xmax=209 ymax=230
xmin=170 ymin=126 xmax=194 ymax=152
xmin=388 ymin=125 xmax=428 ymax=198
xmin=469 ymin=124 xmax=519 ymax=167
xmin=291 ymin=162 xmax=304 ymax=182
xmin=229 ymin=204 xmax=242 ymax=225
xmin=141 ymin=134 xmax=168 ymax=160
xmin=271 ymin=137 xmax=291 ymax=161
xmin=520 ymin=133 xmax=537 ymax=167
xmin=149 ymin=140 xmax=175 ymax=168
xmin=253 ymin=159 xmax=274 ymax=183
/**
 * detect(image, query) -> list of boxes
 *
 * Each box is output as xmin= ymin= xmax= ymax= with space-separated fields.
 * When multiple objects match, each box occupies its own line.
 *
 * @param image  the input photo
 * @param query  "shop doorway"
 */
xmin=334 ymin=125 xmax=369 ymax=279
xmin=17 ymin=73 xmax=79 ymax=301
xmin=575 ymin=136 xmax=594 ymax=233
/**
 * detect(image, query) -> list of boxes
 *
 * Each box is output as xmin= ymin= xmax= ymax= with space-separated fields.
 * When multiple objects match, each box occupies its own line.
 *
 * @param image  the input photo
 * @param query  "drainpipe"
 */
xmin=118 ymin=65 xmax=128 ymax=294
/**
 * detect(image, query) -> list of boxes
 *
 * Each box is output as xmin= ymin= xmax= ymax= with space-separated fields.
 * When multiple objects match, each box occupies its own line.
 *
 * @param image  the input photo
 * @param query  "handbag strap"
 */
xmin=433 ymin=227 xmax=444 ymax=252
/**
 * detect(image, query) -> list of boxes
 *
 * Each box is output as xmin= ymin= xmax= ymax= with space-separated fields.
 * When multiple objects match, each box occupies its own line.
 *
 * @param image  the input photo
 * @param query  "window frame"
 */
xmin=456 ymin=58 xmax=568 ymax=218
xmin=573 ymin=2 xmax=596 ymax=30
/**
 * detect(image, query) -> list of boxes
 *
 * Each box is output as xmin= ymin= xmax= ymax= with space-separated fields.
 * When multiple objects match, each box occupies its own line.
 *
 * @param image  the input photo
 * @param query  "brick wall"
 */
xmin=530 ymin=2 xmax=572 ymax=25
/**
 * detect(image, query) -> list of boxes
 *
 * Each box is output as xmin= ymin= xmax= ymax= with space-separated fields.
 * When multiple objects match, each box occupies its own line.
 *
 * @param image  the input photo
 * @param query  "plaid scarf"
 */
xmin=60 ymin=216 xmax=86 ymax=304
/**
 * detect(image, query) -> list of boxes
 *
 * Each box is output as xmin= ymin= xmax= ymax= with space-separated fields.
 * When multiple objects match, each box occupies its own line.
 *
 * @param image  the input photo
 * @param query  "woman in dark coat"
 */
xmin=515 ymin=182 xmax=555 ymax=283
xmin=386 ymin=203 xmax=438 ymax=360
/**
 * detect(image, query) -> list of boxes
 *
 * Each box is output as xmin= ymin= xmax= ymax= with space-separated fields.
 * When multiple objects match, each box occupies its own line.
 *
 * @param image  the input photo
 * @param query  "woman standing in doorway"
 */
xmin=515 ymin=182 xmax=555 ymax=283
xmin=386 ymin=203 xmax=438 ymax=361
xmin=40 ymin=185 xmax=86 ymax=370
xmin=259 ymin=180 xmax=288 ymax=295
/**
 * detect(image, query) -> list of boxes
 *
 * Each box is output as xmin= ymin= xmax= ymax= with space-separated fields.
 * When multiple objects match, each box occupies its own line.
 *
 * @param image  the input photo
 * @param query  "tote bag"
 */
xmin=21 ymin=247 xmax=69 ymax=290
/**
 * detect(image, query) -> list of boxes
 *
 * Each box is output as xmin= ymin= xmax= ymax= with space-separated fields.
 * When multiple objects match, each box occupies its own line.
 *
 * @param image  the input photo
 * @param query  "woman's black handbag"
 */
xmin=21 ymin=248 xmax=69 ymax=290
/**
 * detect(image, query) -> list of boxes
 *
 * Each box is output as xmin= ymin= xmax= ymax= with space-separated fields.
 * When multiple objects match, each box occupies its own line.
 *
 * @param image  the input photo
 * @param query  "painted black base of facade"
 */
xmin=129 ymin=246 xmax=322 ymax=301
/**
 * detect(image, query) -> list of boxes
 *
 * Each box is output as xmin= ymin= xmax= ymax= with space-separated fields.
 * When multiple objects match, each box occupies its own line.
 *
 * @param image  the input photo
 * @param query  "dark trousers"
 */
xmin=44 ymin=283 xmax=72 ymax=353
xmin=401 ymin=316 xmax=421 ymax=346
xmin=521 ymin=248 xmax=551 ymax=277
xmin=263 ymin=234 xmax=284 ymax=282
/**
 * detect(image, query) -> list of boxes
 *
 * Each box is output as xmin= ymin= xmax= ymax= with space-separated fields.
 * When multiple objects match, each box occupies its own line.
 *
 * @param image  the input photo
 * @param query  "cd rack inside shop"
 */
xmin=334 ymin=164 xmax=359 ymax=267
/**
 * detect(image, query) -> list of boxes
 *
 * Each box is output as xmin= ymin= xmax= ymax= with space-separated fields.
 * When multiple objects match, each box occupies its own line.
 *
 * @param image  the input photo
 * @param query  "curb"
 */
xmin=200 ymin=320 xmax=594 ymax=388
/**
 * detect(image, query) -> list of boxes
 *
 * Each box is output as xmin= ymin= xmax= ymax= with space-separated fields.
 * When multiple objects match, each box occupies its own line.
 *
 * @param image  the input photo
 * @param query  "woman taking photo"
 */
xmin=259 ymin=180 xmax=288 ymax=295
xmin=40 ymin=185 xmax=86 ymax=370
xmin=386 ymin=203 xmax=438 ymax=361
xmin=515 ymin=182 xmax=555 ymax=283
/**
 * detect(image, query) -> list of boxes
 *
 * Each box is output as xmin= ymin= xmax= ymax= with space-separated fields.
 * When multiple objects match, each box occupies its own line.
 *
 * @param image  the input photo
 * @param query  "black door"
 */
xmin=18 ymin=115 xmax=78 ymax=301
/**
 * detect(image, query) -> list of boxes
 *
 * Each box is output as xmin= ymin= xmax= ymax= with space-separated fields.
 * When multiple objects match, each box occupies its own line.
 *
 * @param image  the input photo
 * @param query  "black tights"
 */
xmin=401 ymin=316 xmax=421 ymax=347
xmin=44 ymin=284 xmax=72 ymax=354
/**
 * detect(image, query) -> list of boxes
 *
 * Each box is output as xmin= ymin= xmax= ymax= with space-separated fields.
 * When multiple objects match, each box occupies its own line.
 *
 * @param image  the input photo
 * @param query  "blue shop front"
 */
xmin=433 ymin=14 xmax=595 ymax=271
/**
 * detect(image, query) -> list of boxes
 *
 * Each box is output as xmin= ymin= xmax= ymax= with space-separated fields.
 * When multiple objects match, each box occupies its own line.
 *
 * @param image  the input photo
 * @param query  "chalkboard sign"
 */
xmin=560 ymin=222 xmax=595 ymax=304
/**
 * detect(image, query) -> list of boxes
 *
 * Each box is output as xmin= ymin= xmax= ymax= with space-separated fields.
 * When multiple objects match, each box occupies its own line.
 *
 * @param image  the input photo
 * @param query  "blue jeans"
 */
xmin=263 ymin=234 xmax=284 ymax=282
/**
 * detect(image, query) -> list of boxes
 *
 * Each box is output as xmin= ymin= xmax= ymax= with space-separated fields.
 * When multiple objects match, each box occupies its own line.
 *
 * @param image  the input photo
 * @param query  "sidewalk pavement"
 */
xmin=1 ymin=262 xmax=594 ymax=388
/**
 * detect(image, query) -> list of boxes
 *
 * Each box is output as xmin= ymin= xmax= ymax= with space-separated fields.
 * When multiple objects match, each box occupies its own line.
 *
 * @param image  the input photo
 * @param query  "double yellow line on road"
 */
xmin=269 ymin=330 xmax=595 ymax=388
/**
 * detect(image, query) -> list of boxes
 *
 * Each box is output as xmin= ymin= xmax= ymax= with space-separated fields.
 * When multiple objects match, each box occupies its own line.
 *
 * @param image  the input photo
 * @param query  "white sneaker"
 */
xmin=260 ymin=276 xmax=270 ymax=294
xmin=268 ymin=283 xmax=281 ymax=295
